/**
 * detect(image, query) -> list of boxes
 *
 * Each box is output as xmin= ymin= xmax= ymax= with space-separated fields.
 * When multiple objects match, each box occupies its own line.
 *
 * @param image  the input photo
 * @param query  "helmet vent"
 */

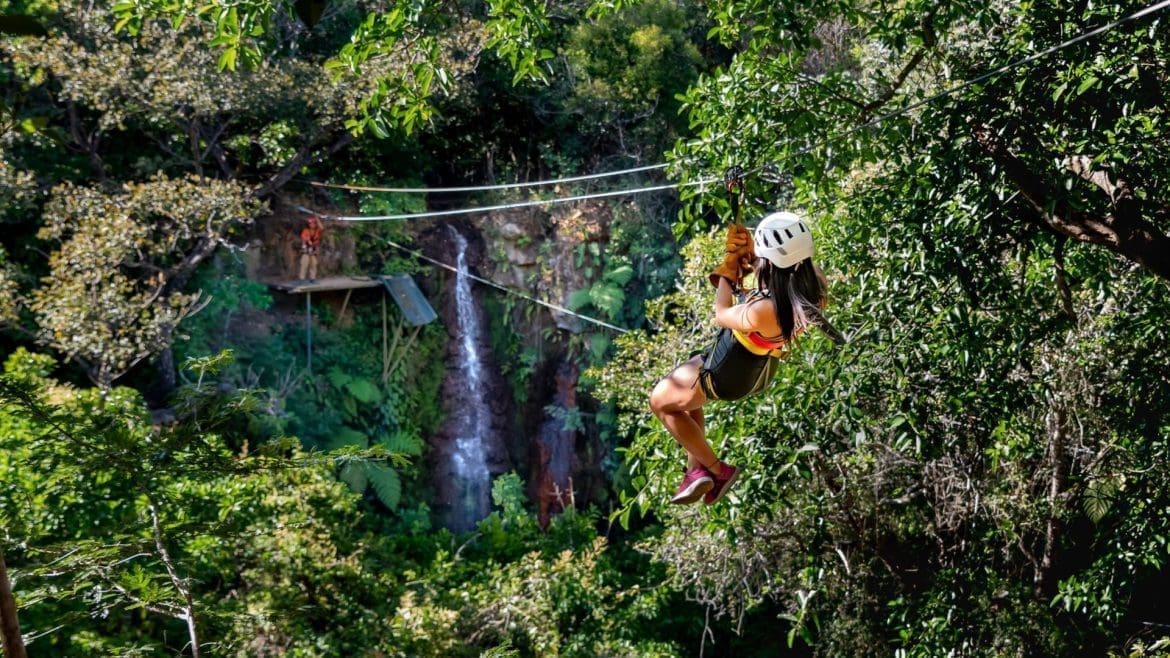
xmin=785 ymin=229 xmax=793 ymax=239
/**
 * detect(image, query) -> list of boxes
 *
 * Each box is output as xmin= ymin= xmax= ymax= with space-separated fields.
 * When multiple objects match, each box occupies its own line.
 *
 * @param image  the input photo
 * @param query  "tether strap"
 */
xmin=724 ymin=166 xmax=745 ymax=226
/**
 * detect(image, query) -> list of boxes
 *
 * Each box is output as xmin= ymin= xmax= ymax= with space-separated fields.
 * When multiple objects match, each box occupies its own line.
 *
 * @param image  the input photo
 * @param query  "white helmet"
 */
xmin=753 ymin=211 xmax=814 ymax=269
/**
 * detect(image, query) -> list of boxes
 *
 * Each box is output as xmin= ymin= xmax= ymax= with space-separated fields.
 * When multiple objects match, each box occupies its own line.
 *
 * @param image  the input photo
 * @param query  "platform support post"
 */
xmin=381 ymin=293 xmax=388 ymax=381
xmin=305 ymin=291 xmax=313 ymax=374
xmin=340 ymin=288 xmax=353 ymax=324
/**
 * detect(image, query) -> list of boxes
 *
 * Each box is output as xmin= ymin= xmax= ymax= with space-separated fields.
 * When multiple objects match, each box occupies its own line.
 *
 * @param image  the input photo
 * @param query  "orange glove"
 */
xmin=708 ymin=223 xmax=755 ymax=288
xmin=732 ymin=223 xmax=756 ymax=265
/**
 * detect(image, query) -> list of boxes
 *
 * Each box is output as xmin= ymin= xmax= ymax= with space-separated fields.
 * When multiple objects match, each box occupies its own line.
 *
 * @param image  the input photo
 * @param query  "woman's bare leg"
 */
xmin=649 ymin=356 xmax=719 ymax=470
xmin=685 ymin=409 xmax=721 ymax=472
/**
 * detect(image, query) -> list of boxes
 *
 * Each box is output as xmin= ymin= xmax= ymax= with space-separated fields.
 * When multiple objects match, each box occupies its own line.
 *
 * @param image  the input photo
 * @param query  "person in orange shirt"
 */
xmin=299 ymin=214 xmax=323 ymax=282
xmin=649 ymin=212 xmax=844 ymax=505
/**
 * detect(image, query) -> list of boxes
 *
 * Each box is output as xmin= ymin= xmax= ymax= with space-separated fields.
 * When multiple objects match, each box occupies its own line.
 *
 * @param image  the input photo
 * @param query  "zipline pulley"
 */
xmin=723 ymin=166 xmax=745 ymax=225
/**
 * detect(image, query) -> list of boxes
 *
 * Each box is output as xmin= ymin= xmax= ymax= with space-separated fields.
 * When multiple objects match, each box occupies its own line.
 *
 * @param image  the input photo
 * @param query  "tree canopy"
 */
xmin=2 ymin=0 xmax=1169 ymax=655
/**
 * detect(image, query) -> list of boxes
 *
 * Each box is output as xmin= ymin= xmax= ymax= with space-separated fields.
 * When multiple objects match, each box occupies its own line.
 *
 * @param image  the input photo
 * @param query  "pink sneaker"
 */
xmin=670 ymin=467 xmax=714 ymax=505
xmin=703 ymin=462 xmax=739 ymax=504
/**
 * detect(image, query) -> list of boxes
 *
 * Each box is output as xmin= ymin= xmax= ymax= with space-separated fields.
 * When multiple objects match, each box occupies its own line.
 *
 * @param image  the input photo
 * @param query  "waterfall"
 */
xmin=446 ymin=225 xmax=492 ymax=530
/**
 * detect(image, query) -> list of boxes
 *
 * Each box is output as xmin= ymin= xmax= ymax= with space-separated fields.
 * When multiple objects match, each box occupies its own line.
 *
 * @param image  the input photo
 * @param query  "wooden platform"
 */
xmin=268 ymin=276 xmax=382 ymax=294
xmin=266 ymin=273 xmax=436 ymax=376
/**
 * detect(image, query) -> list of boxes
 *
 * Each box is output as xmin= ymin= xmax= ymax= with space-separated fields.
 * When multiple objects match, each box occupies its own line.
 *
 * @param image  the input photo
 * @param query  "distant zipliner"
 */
xmin=649 ymin=170 xmax=845 ymax=505
xmin=299 ymin=214 xmax=323 ymax=282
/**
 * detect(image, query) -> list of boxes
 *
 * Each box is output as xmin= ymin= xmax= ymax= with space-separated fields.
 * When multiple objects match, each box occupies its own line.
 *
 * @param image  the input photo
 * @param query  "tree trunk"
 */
xmin=1035 ymin=404 xmax=1069 ymax=596
xmin=0 ymin=547 xmax=28 ymax=658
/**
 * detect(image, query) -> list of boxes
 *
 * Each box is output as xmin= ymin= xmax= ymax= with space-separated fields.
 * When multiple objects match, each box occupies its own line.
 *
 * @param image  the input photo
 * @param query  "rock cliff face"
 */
xmin=534 ymin=360 xmax=580 ymax=528
xmin=465 ymin=200 xmax=616 ymax=521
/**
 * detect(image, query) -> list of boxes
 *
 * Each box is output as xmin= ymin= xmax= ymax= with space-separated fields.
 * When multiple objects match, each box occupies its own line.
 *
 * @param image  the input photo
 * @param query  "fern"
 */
xmin=327 ymin=367 xmax=352 ymax=390
xmin=589 ymin=283 xmax=625 ymax=320
xmin=380 ymin=430 xmax=423 ymax=457
xmin=344 ymin=379 xmax=382 ymax=404
xmin=366 ymin=462 xmax=402 ymax=509
xmin=603 ymin=263 xmax=634 ymax=286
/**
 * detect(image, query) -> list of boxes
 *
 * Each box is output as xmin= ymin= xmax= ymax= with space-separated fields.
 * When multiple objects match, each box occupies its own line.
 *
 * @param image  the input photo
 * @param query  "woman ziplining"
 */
xmin=649 ymin=170 xmax=845 ymax=505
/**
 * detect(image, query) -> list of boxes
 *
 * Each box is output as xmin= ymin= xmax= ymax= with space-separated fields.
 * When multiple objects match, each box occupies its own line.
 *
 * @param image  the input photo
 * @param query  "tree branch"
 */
xmin=252 ymin=130 xmax=355 ymax=199
xmin=859 ymin=7 xmax=938 ymax=118
xmin=146 ymin=496 xmax=201 ymax=658
xmin=188 ymin=116 xmax=204 ymax=179
xmin=163 ymin=237 xmax=216 ymax=296
xmin=196 ymin=119 xmax=235 ymax=179
xmin=796 ymin=72 xmax=867 ymax=111
xmin=1063 ymin=155 xmax=1118 ymax=200
xmin=972 ymin=124 xmax=1170 ymax=280
xmin=66 ymin=100 xmax=105 ymax=182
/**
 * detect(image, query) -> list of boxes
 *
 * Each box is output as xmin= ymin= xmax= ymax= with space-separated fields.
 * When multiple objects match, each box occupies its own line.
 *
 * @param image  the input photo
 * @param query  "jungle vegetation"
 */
xmin=1 ymin=0 xmax=1169 ymax=656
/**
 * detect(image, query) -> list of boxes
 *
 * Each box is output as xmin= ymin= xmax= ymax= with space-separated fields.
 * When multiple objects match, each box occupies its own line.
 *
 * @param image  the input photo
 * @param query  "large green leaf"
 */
xmin=566 ymin=288 xmax=592 ymax=311
xmin=1083 ymin=476 xmax=1117 ymax=524
xmin=366 ymin=463 xmax=402 ymax=509
xmin=603 ymin=263 xmax=635 ymax=286
xmin=328 ymin=367 xmax=353 ymax=390
xmin=589 ymin=283 xmax=625 ymax=320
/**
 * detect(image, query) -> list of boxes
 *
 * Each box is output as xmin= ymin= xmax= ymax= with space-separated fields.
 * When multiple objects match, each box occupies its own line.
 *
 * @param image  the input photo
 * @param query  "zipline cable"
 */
xmin=306 ymin=163 xmax=668 ymax=194
xmin=384 ymin=239 xmax=631 ymax=334
xmin=740 ymin=0 xmax=1170 ymax=179
xmin=320 ymin=179 xmax=716 ymax=222
xmin=299 ymin=0 xmax=1169 ymax=206
xmin=289 ymin=5 xmax=1170 ymax=339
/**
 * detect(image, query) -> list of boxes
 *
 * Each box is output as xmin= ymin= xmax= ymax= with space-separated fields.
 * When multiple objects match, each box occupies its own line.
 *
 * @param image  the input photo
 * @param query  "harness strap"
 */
xmin=731 ymin=328 xmax=785 ymax=358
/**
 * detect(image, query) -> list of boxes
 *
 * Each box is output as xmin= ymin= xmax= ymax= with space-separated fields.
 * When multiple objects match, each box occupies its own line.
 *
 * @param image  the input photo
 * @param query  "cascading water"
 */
xmin=445 ymin=225 xmax=492 ymax=530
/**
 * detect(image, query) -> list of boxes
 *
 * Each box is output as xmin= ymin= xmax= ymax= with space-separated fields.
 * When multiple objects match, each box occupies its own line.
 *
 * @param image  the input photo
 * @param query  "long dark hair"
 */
xmin=756 ymin=258 xmax=846 ymax=345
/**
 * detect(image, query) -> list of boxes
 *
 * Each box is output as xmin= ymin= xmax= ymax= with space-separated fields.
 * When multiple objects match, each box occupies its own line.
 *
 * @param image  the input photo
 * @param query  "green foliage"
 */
xmin=567 ymin=258 xmax=633 ymax=322
xmin=0 ymin=349 xmax=387 ymax=654
xmin=366 ymin=461 xmax=403 ymax=509
xmin=175 ymin=260 xmax=273 ymax=365
xmin=0 ymin=347 xmax=473 ymax=655
xmin=27 ymin=176 xmax=259 ymax=387
xmin=561 ymin=0 xmax=704 ymax=151
xmin=600 ymin=191 xmax=1170 ymax=654
xmin=0 ymin=245 xmax=19 ymax=324
xmin=111 ymin=0 xmax=278 ymax=70
xmin=383 ymin=474 xmax=698 ymax=657
xmin=8 ymin=0 xmax=1170 ymax=656
xmin=174 ymin=253 xmax=446 ymax=513
xmin=327 ymin=7 xmax=451 ymax=136
xmin=601 ymin=4 xmax=1170 ymax=650
xmin=484 ymin=0 xmax=554 ymax=85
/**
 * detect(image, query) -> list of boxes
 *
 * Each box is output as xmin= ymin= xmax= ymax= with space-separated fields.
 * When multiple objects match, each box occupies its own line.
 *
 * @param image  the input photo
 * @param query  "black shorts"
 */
xmin=698 ymin=328 xmax=778 ymax=401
